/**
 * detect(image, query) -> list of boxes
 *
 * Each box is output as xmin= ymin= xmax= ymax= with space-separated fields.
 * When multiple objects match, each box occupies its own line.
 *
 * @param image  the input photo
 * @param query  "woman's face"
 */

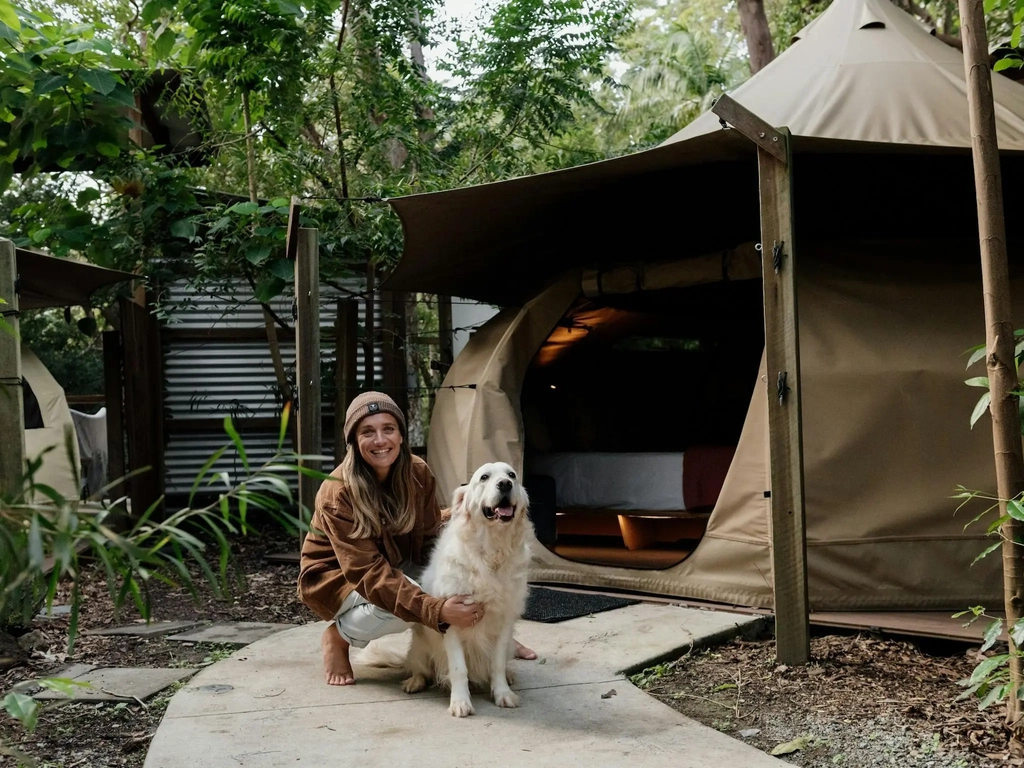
xmin=355 ymin=413 xmax=403 ymax=481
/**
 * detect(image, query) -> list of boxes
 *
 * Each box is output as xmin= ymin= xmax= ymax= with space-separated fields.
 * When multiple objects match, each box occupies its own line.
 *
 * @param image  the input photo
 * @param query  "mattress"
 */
xmin=528 ymin=452 xmax=686 ymax=511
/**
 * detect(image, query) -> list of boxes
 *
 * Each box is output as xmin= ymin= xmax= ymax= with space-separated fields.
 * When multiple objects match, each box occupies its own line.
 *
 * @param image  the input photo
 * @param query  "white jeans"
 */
xmin=333 ymin=563 xmax=424 ymax=649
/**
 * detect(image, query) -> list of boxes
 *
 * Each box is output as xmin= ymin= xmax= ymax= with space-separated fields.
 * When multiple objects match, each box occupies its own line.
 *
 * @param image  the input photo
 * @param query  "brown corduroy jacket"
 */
xmin=296 ymin=455 xmax=447 ymax=632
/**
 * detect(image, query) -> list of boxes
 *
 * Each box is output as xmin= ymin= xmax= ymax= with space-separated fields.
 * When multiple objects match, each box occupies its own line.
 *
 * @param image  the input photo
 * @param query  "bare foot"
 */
xmin=513 ymin=639 xmax=537 ymax=660
xmin=322 ymin=625 xmax=355 ymax=685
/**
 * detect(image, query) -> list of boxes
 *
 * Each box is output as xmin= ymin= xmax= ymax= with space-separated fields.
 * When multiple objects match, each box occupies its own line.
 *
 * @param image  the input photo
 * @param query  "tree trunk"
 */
xmin=242 ymin=89 xmax=296 ymax=440
xmin=737 ymin=0 xmax=775 ymax=75
xmin=957 ymin=0 xmax=1024 ymax=737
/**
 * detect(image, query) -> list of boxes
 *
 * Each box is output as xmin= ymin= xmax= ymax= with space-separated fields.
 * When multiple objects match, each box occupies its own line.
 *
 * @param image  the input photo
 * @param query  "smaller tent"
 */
xmin=22 ymin=345 xmax=80 ymax=501
xmin=10 ymin=246 xmax=135 ymax=502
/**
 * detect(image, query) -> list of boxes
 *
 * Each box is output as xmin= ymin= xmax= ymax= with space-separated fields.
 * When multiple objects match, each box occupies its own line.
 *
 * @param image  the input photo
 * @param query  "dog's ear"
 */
xmin=451 ymin=484 xmax=469 ymax=516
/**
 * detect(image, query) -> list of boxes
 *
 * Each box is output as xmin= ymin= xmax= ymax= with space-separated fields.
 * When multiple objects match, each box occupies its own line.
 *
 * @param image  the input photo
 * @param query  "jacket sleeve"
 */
xmin=318 ymin=496 xmax=447 ymax=633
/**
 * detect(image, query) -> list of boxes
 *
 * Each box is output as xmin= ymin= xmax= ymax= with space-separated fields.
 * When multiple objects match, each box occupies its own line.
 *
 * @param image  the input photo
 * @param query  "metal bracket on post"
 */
xmin=773 ymin=240 xmax=784 ymax=273
xmin=777 ymin=371 xmax=790 ymax=405
xmin=711 ymin=94 xmax=789 ymax=164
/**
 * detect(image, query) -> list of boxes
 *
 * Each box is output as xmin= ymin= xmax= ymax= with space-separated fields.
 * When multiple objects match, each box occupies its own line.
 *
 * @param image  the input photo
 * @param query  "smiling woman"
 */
xmin=296 ymin=392 xmax=535 ymax=687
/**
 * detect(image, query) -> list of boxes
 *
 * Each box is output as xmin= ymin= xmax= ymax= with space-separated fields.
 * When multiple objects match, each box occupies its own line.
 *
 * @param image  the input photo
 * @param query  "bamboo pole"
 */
xmin=957 ymin=0 xmax=1024 ymax=730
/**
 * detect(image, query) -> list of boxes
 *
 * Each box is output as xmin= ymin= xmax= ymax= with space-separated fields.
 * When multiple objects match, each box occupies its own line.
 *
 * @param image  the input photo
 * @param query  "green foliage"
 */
xmin=19 ymin=307 xmax=105 ymax=395
xmin=955 ymin=330 xmax=1024 ymax=712
xmin=0 ymin=5 xmax=142 ymax=192
xmin=0 ymin=407 xmax=334 ymax=747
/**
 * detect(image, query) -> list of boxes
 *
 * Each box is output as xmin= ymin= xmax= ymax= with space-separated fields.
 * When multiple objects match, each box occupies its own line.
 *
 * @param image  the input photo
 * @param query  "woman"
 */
xmin=298 ymin=391 xmax=536 ymax=686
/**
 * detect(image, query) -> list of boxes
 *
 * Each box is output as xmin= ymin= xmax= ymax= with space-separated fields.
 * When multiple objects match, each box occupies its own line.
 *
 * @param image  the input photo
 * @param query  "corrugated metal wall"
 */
xmin=161 ymin=278 xmax=382 ymax=498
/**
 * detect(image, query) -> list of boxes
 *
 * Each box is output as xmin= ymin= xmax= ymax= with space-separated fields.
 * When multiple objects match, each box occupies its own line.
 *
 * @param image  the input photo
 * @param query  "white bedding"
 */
xmin=528 ymin=452 xmax=685 ymax=511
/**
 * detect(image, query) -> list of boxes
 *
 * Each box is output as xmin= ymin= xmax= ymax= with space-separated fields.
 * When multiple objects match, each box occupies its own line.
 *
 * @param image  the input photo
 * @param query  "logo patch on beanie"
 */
xmin=367 ymin=402 xmax=380 ymax=413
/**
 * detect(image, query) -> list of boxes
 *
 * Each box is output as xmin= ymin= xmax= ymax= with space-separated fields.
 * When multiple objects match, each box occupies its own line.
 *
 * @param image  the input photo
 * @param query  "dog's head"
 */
xmin=452 ymin=462 xmax=529 ymax=526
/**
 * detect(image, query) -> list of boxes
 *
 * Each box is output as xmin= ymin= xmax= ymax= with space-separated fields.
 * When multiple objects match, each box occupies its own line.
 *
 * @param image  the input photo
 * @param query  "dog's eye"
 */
xmin=508 ymin=471 xmax=516 ymax=480
xmin=480 ymin=474 xmax=490 ymax=481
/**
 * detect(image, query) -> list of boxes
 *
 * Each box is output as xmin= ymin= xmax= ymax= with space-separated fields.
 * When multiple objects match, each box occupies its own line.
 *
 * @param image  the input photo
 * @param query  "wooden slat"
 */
xmin=66 ymin=394 xmax=106 ymax=406
xmin=120 ymin=294 xmax=165 ymax=519
xmin=437 ymin=294 xmax=454 ymax=370
xmin=758 ymin=129 xmax=810 ymax=666
xmin=295 ymin=227 xmax=322 ymax=536
xmin=364 ymin=264 xmax=376 ymax=388
xmin=334 ymin=298 xmax=358 ymax=464
xmin=102 ymin=330 xmax=125 ymax=500
xmin=0 ymin=238 xmax=25 ymax=498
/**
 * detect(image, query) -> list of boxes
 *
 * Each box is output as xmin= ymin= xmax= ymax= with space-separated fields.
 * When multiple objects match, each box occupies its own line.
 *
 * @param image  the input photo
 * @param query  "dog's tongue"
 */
xmin=495 ymin=505 xmax=515 ymax=519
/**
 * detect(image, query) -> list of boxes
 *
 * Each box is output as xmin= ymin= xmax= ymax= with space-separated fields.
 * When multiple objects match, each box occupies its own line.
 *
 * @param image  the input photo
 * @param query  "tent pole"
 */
xmin=712 ymin=95 xmax=810 ymax=665
xmin=295 ymin=226 xmax=323 ymax=547
xmin=957 ymin=0 xmax=1024 ymax=733
xmin=0 ymin=239 xmax=25 ymax=500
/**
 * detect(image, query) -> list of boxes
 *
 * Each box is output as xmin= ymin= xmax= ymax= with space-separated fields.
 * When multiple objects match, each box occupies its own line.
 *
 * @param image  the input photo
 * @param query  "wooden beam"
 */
xmin=334 ymin=298 xmax=358 ymax=465
xmin=0 ymin=238 xmax=25 ymax=499
xmin=437 ymin=294 xmax=454 ymax=371
xmin=757 ymin=127 xmax=810 ymax=666
xmin=394 ymin=291 xmax=410 ymax=417
xmin=120 ymin=294 xmax=165 ymax=519
xmin=295 ymin=227 xmax=322 ymax=535
xmin=711 ymin=94 xmax=788 ymax=164
xmin=364 ymin=264 xmax=376 ymax=389
xmin=102 ymin=330 xmax=125 ymax=501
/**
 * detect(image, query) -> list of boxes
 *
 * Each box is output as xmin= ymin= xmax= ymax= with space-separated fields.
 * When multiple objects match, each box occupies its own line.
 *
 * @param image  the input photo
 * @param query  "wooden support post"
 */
xmin=380 ymin=291 xmax=410 ymax=417
xmin=0 ymin=239 xmax=25 ymax=499
xmin=364 ymin=263 xmax=376 ymax=390
xmin=334 ymin=299 xmax=358 ymax=465
xmin=437 ymin=294 xmax=454 ymax=371
xmin=120 ymin=293 xmax=165 ymax=519
xmin=381 ymin=290 xmax=397 ymax=401
xmin=712 ymin=94 xmax=809 ymax=665
xmin=295 ymin=227 xmax=322 ymax=534
xmin=102 ymin=329 xmax=125 ymax=501
xmin=393 ymin=291 xmax=410 ymax=418
xmin=957 ymin=0 xmax=1024 ymax=728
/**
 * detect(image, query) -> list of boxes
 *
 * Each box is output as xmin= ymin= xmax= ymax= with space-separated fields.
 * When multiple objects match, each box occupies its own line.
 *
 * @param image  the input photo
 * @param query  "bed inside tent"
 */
xmin=521 ymin=265 xmax=765 ymax=569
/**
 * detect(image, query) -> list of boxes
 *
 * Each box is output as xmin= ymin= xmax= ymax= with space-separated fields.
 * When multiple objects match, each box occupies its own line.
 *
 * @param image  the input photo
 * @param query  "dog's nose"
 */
xmin=497 ymin=479 xmax=512 ymax=494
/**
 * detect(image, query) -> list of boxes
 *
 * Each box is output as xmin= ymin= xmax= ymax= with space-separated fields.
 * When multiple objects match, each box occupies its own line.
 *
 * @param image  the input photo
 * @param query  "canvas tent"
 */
xmin=383 ymin=0 xmax=1024 ymax=611
xmin=10 ymin=247 xmax=136 ymax=502
xmin=22 ymin=344 xmax=81 ymax=501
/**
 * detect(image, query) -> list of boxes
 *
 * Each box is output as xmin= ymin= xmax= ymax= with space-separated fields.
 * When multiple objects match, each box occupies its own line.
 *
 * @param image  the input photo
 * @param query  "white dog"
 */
xmin=402 ymin=461 xmax=532 ymax=717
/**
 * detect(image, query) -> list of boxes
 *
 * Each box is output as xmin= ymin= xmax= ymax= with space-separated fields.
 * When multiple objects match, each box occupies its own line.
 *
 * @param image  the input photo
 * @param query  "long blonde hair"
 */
xmin=340 ymin=426 xmax=418 ymax=540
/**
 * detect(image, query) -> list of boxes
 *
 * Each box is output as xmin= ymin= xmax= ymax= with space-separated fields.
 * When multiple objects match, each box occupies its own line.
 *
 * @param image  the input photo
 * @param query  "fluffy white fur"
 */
xmin=360 ymin=461 xmax=532 ymax=717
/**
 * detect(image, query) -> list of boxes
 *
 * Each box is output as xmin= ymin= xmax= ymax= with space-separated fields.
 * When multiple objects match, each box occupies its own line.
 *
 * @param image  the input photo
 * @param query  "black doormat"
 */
xmin=522 ymin=587 xmax=638 ymax=623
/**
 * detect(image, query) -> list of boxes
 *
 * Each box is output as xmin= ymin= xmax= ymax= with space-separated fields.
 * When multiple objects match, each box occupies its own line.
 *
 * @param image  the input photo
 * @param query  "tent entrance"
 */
xmin=521 ymin=279 xmax=764 ymax=569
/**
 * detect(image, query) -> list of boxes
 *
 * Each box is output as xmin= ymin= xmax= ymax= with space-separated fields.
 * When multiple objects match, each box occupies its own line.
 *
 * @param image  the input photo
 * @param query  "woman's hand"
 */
xmin=440 ymin=595 xmax=484 ymax=628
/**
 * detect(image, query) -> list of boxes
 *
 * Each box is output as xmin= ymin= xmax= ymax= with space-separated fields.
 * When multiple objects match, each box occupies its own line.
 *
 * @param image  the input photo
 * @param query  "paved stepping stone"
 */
xmin=165 ymin=621 xmax=294 ymax=647
xmin=36 ymin=604 xmax=72 ymax=619
xmin=32 ymin=664 xmax=197 ymax=702
xmin=85 ymin=620 xmax=205 ymax=638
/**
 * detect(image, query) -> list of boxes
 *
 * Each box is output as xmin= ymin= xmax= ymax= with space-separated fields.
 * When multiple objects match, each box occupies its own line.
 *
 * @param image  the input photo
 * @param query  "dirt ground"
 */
xmin=2 ymin=528 xmax=1017 ymax=768
xmin=633 ymin=632 xmax=1013 ymax=768
xmin=0 ymin=528 xmax=314 ymax=768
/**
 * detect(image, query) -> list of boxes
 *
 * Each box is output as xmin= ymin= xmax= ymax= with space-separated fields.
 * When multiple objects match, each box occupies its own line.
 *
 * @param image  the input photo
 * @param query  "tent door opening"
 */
xmin=521 ymin=278 xmax=764 ymax=569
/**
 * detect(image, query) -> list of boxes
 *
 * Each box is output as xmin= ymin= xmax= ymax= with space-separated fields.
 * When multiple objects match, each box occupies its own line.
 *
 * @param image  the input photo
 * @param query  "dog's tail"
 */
xmin=350 ymin=631 xmax=410 ymax=669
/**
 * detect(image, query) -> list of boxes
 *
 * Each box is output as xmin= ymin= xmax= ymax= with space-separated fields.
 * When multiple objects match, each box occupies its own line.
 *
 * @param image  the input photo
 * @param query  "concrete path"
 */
xmin=144 ymin=603 xmax=784 ymax=768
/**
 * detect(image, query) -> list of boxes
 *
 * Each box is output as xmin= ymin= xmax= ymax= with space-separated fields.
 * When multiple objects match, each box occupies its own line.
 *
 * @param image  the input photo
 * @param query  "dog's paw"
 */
xmin=493 ymin=688 xmax=520 ymax=708
xmin=448 ymin=696 xmax=475 ymax=718
xmin=402 ymin=674 xmax=428 ymax=694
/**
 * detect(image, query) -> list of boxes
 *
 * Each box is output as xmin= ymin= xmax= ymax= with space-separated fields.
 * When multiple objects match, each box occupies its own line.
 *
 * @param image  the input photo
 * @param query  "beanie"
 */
xmin=344 ymin=391 xmax=407 ymax=445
